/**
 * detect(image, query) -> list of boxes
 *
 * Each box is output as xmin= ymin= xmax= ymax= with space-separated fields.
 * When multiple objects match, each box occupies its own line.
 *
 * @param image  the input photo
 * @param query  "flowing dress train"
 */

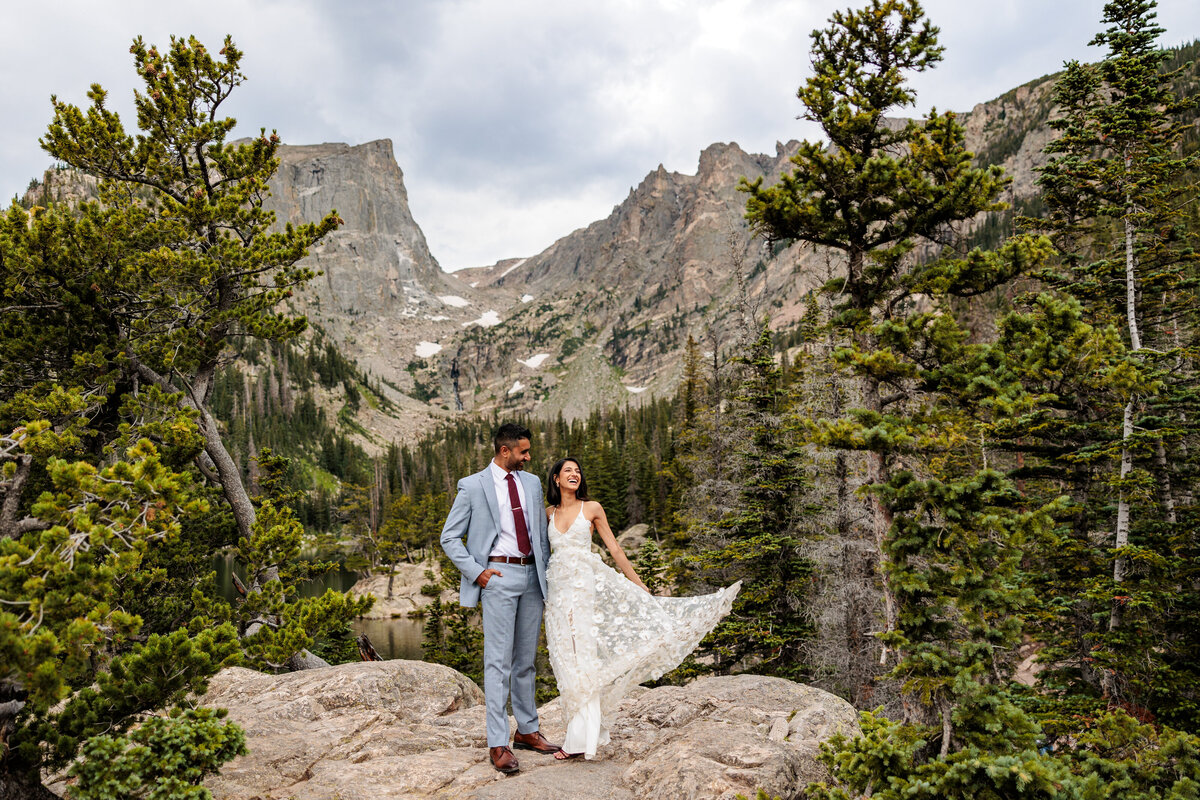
xmin=543 ymin=506 xmax=740 ymax=758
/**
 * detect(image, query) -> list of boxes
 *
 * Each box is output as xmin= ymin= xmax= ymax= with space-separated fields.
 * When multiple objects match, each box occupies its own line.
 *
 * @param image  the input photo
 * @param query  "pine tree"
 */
xmin=0 ymin=427 xmax=242 ymax=798
xmin=693 ymin=323 xmax=814 ymax=678
xmin=743 ymin=3 xmax=1089 ymax=795
xmin=40 ymin=35 xmax=340 ymax=544
xmin=25 ymin=35 xmax=367 ymax=676
xmin=68 ymin=708 xmax=246 ymax=800
xmin=741 ymin=0 xmax=1012 ymax=658
xmin=1027 ymin=0 xmax=1200 ymax=725
xmin=421 ymin=549 xmax=483 ymax=684
xmin=634 ymin=536 xmax=668 ymax=595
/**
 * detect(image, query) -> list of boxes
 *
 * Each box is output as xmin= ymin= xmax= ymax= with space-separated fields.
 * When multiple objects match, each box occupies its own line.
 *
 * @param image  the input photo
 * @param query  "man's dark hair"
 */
xmin=494 ymin=422 xmax=532 ymax=453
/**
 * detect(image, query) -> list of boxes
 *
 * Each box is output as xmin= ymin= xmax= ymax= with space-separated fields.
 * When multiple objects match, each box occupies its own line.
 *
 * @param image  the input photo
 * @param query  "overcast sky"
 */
xmin=3 ymin=1 xmax=1198 ymax=270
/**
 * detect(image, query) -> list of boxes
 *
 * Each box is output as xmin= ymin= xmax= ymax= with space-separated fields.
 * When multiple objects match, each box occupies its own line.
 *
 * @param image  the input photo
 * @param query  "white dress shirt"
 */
xmin=488 ymin=460 xmax=532 ymax=557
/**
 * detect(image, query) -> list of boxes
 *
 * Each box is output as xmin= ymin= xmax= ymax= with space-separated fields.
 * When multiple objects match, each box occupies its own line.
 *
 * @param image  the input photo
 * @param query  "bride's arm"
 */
xmin=590 ymin=502 xmax=651 ymax=593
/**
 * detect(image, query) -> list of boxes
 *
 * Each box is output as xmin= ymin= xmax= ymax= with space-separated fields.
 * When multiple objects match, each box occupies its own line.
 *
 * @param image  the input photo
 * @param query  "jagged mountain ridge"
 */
xmin=256 ymin=71 xmax=1068 ymax=423
xmin=417 ymin=70 xmax=1071 ymax=419
xmin=266 ymin=141 xmax=472 ymax=398
xmin=263 ymin=136 xmax=822 ymax=420
xmin=15 ymin=71 xmax=1081 ymax=426
xmin=445 ymin=140 xmax=810 ymax=417
xmin=26 ymin=42 xmax=1198 ymax=439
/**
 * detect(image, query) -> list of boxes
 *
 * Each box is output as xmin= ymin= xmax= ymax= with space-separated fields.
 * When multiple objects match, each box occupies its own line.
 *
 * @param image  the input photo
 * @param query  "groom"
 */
xmin=439 ymin=422 xmax=559 ymax=773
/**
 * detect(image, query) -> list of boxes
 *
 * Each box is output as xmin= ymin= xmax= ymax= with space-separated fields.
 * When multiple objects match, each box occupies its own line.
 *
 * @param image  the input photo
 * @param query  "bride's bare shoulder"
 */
xmin=583 ymin=500 xmax=606 ymax=519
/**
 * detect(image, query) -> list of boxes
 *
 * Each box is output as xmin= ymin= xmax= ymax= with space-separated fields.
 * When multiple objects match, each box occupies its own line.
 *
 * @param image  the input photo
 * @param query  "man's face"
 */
xmin=500 ymin=438 xmax=532 ymax=471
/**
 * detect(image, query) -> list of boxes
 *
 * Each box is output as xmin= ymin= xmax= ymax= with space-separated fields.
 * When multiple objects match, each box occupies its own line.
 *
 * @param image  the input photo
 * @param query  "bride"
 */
xmin=543 ymin=457 xmax=740 ymax=760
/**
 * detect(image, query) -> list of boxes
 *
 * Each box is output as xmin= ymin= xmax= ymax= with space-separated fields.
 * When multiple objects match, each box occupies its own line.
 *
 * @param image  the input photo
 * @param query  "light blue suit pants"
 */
xmin=480 ymin=562 xmax=544 ymax=747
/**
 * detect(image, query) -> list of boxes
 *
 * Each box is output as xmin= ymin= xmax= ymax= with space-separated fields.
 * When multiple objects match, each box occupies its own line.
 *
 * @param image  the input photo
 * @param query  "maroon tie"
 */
xmin=505 ymin=472 xmax=532 ymax=556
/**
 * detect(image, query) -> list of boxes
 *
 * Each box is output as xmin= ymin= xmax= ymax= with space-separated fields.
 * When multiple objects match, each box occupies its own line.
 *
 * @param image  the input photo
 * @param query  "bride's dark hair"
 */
xmin=547 ymin=458 xmax=589 ymax=506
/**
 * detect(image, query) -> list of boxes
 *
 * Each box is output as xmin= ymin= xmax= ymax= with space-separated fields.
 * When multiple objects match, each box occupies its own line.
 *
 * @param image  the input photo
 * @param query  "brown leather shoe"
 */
xmin=490 ymin=745 xmax=519 ymax=774
xmin=513 ymin=730 xmax=560 ymax=754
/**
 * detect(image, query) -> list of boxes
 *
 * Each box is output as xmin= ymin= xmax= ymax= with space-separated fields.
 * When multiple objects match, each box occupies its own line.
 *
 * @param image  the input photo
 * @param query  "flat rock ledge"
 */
xmin=202 ymin=660 xmax=858 ymax=800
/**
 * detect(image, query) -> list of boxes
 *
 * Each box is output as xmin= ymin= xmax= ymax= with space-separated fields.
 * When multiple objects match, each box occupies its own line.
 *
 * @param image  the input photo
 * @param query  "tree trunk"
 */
xmin=132 ymin=361 xmax=338 ymax=670
xmin=357 ymin=633 xmax=382 ymax=662
xmin=134 ymin=360 xmax=257 ymax=541
xmin=198 ymin=404 xmax=258 ymax=545
xmin=246 ymin=420 xmax=261 ymax=498
xmin=1124 ymin=198 xmax=1142 ymax=353
xmin=1110 ymin=397 xmax=1135 ymax=632
xmin=1153 ymin=294 xmax=1185 ymax=514
xmin=862 ymin=365 xmax=898 ymax=665
xmin=0 ymin=454 xmax=49 ymax=540
xmin=939 ymin=699 xmax=953 ymax=758
xmin=1169 ymin=311 xmax=1194 ymax=503
xmin=1153 ymin=437 xmax=1177 ymax=524
xmin=0 ymin=454 xmax=32 ymax=539
xmin=396 ymin=447 xmax=410 ymax=496
xmin=832 ymin=377 xmax=850 ymax=537
xmin=1111 ymin=191 xmax=1141 ymax=632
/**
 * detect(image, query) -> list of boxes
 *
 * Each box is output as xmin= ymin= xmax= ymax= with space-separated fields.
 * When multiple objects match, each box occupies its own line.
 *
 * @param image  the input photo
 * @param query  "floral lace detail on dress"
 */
xmin=544 ymin=506 xmax=740 ymax=758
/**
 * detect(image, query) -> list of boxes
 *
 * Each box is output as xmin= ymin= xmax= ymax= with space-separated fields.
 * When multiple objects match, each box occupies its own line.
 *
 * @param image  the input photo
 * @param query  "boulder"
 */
xmin=596 ymin=523 xmax=650 ymax=569
xmin=349 ymin=560 xmax=456 ymax=619
xmin=202 ymin=661 xmax=858 ymax=800
xmin=203 ymin=661 xmax=487 ymax=800
xmin=616 ymin=523 xmax=650 ymax=557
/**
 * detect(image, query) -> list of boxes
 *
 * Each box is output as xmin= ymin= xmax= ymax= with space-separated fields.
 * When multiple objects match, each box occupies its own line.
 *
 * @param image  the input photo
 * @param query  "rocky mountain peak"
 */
xmin=264 ymin=139 xmax=493 ymax=416
xmin=268 ymin=139 xmax=443 ymax=284
xmin=696 ymin=141 xmax=748 ymax=178
xmin=26 ymin=51 xmax=1196 ymax=435
xmin=959 ymin=74 xmax=1059 ymax=198
xmin=21 ymin=166 xmax=99 ymax=208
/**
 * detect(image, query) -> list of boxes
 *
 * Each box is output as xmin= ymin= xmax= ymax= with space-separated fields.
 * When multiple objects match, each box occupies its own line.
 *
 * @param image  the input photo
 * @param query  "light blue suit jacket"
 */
xmin=439 ymin=466 xmax=550 ymax=608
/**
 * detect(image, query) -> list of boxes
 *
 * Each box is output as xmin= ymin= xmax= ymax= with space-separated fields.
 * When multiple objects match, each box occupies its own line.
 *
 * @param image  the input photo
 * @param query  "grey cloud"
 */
xmin=2 ymin=0 xmax=1197 ymax=270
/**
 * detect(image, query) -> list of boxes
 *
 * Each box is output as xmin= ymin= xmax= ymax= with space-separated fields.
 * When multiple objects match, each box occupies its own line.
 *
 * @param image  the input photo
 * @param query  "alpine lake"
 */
xmin=212 ymin=552 xmax=425 ymax=661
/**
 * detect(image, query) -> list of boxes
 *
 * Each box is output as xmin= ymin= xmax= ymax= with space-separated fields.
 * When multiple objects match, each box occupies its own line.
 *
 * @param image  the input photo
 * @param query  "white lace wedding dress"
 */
xmin=544 ymin=506 xmax=740 ymax=758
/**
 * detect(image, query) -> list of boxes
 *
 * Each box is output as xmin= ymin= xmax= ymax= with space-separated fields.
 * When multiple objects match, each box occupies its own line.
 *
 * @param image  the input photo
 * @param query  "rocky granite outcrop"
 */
xmin=961 ymin=75 xmax=1059 ymax=200
xmin=348 ymin=561 xmax=455 ymax=619
xmin=21 ymin=167 xmax=100 ymax=208
xmin=200 ymin=660 xmax=858 ymax=800
xmin=616 ymin=523 xmax=650 ymax=557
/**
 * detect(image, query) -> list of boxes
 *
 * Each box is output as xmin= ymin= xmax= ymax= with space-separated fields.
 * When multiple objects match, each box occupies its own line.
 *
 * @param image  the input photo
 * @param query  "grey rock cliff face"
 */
xmin=471 ymin=141 xmax=798 ymax=296
xmin=21 ymin=168 xmax=100 ymax=208
xmin=961 ymin=76 xmax=1059 ymax=200
xmin=446 ymin=141 xmax=808 ymax=418
xmin=269 ymin=140 xmax=444 ymax=290
xmin=264 ymin=140 xmax=489 ymax=408
xmin=201 ymin=660 xmax=859 ymax=800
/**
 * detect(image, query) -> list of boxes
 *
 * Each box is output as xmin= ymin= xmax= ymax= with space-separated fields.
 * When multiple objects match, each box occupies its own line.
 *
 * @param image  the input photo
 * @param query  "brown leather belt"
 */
xmin=489 ymin=555 xmax=535 ymax=565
